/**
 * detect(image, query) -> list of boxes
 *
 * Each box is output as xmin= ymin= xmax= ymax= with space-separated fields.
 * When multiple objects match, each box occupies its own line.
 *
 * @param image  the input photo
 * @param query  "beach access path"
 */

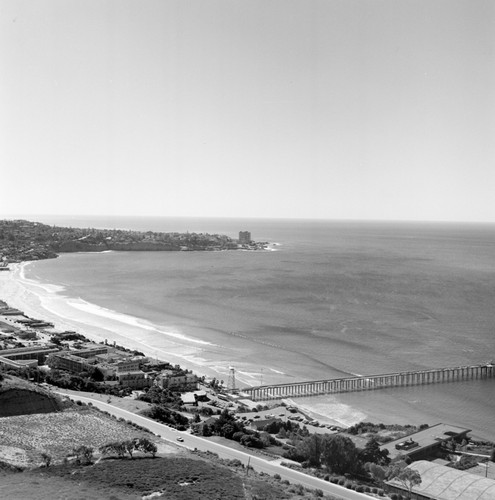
xmin=55 ymin=391 xmax=372 ymax=500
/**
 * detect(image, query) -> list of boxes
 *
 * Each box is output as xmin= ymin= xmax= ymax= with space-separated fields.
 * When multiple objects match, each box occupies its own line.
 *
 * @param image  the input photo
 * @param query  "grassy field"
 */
xmin=1 ymin=455 xmax=332 ymax=500
xmin=35 ymin=456 xmax=246 ymax=499
xmin=0 ymin=468 xmax=139 ymax=500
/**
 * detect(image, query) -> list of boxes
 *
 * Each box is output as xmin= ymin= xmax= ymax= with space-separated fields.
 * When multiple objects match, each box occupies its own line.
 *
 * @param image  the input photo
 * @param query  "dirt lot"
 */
xmin=55 ymin=388 xmax=152 ymax=413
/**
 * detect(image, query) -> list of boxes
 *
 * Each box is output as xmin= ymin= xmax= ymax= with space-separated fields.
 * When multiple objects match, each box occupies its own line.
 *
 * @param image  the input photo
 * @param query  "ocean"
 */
xmin=2 ymin=216 xmax=495 ymax=439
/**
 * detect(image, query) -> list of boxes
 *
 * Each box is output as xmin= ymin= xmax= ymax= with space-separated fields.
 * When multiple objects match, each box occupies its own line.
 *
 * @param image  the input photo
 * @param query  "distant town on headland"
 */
xmin=0 ymin=220 xmax=268 ymax=264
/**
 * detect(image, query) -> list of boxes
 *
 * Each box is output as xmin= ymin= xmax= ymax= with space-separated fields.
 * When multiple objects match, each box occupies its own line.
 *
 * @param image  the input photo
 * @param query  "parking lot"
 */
xmin=233 ymin=405 xmax=343 ymax=434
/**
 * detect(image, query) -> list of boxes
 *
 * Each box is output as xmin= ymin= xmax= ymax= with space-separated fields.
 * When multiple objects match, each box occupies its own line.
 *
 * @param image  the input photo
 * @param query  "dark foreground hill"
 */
xmin=0 ymin=376 xmax=64 ymax=417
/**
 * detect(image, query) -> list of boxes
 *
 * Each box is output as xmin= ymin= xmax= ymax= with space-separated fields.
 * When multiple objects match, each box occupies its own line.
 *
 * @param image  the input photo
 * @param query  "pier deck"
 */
xmin=243 ymin=363 xmax=495 ymax=401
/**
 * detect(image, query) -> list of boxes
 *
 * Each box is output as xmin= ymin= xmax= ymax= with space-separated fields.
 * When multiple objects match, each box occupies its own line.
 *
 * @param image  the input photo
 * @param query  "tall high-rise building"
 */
xmin=238 ymin=231 xmax=251 ymax=244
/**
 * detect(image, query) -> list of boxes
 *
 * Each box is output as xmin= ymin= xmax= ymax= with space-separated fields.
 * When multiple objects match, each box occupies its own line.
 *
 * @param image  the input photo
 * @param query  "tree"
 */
xmin=360 ymin=437 xmax=390 ymax=465
xmin=240 ymin=434 xmax=262 ymax=448
xmin=134 ymin=437 xmax=158 ymax=458
xmin=232 ymin=431 xmax=245 ymax=442
xmin=366 ymin=463 xmax=387 ymax=487
xmin=90 ymin=366 xmax=104 ymax=382
xmin=320 ymin=434 xmax=360 ymax=475
xmin=73 ymin=445 xmax=94 ymax=465
xmin=100 ymin=441 xmax=126 ymax=458
xmin=100 ymin=439 xmax=157 ymax=459
xmin=123 ymin=440 xmax=136 ymax=459
xmin=259 ymin=431 xmax=272 ymax=448
xmin=221 ymin=423 xmax=235 ymax=439
xmin=299 ymin=433 xmax=324 ymax=468
xmin=264 ymin=420 xmax=283 ymax=434
xmin=386 ymin=462 xmax=421 ymax=500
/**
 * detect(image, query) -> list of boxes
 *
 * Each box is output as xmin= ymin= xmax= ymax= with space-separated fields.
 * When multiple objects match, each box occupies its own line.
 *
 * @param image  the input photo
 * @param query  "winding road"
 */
xmin=57 ymin=391 xmax=372 ymax=500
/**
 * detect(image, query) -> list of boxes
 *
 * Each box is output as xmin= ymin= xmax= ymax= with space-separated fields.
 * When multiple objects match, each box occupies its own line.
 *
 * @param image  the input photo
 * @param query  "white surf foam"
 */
xmin=67 ymin=298 xmax=215 ymax=346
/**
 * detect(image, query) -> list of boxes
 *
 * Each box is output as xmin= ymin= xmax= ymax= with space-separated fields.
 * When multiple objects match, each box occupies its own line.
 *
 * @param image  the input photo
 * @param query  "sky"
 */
xmin=1 ymin=0 xmax=494 ymax=222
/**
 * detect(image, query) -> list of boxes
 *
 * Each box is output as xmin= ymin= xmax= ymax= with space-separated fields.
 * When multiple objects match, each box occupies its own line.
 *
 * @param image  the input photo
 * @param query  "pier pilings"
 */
xmin=244 ymin=363 xmax=495 ymax=401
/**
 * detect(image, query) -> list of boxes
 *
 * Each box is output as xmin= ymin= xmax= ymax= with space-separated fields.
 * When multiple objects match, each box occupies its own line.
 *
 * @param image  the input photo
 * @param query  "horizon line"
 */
xmin=2 ymin=213 xmax=495 ymax=226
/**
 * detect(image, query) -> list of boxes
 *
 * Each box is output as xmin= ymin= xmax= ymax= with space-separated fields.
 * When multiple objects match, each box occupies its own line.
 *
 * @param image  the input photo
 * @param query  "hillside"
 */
xmin=0 ymin=376 xmax=64 ymax=417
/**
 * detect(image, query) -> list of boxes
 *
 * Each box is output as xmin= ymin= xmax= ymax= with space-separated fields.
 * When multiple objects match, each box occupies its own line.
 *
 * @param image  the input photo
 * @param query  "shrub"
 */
xmin=338 ymin=478 xmax=346 ymax=486
xmin=40 ymin=452 xmax=51 ymax=468
xmin=356 ymin=485 xmax=364 ymax=493
xmin=314 ymin=489 xmax=323 ymax=497
xmin=73 ymin=445 xmax=94 ymax=465
xmin=273 ymin=473 xmax=281 ymax=480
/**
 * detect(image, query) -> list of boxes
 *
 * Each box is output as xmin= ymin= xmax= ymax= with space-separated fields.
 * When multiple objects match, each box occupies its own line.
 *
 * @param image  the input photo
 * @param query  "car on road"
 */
xmin=176 ymin=437 xmax=184 ymax=442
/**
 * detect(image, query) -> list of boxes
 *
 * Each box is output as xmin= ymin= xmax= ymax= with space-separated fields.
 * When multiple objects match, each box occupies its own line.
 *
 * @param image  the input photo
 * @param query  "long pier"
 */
xmin=243 ymin=363 xmax=495 ymax=401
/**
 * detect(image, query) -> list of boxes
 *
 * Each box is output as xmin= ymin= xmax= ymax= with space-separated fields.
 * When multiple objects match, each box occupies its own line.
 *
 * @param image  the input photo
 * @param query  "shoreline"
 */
xmin=2 ymin=259 xmax=494 ymax=438
xmin=0 ymin=261 xmax=367 ymax=427
xmin=0 ymin=263 xmax=227 ymax=383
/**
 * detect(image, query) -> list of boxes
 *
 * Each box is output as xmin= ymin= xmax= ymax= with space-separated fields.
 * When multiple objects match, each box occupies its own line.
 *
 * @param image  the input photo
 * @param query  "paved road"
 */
xmin=58 ymin=392 xmax=372 ymax=500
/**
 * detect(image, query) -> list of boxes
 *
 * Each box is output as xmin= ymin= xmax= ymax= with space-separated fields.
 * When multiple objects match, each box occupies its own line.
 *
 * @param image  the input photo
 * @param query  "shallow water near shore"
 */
xmin=2 ymin=216 xmax=495 ymax=439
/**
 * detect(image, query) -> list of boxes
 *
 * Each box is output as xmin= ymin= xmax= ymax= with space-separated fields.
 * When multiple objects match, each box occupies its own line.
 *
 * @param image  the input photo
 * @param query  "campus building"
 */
xmin=380 ymin=423 xmax=471 ymax=461
xmin=386 ymin=460 xmax=495 ymax=500
xmin=0 ymin=346 xmax=59 ymax=369
xmin=155 ymin=371 xmax=199 ymax=391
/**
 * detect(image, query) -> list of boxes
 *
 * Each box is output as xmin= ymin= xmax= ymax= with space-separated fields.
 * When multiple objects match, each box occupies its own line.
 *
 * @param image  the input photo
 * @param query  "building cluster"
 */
xmin=377 ymin=423 xmax=495 ymax=500
xmin=0 ymin=304 xmax=198 ymax=392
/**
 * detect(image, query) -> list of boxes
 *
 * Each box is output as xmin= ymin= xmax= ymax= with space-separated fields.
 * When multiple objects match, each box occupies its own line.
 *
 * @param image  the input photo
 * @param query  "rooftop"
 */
xmin=381 ymin=423 xmax=471 ymax=459
xmin=388 ymin=460 xmax=495 ymax=500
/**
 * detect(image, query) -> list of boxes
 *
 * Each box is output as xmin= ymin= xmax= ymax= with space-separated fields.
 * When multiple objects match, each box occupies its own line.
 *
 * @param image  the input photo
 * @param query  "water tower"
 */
xmin=227 ymin=365 xmax=238 ymax=393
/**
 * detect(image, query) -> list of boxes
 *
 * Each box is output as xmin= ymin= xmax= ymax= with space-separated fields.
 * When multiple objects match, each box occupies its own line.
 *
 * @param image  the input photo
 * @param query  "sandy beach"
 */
xmin=0 ymin=263 xmax=229 ymax=383
xmin=2 ymin=258 xmax=495 ymax=439
xmin=0 ymin=262 xmax=358 ymax=427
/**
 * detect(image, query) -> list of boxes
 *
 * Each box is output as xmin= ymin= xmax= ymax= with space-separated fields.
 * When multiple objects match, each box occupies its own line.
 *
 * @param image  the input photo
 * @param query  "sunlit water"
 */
xmin=2 ymin=216 xmax=495 ymax=439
